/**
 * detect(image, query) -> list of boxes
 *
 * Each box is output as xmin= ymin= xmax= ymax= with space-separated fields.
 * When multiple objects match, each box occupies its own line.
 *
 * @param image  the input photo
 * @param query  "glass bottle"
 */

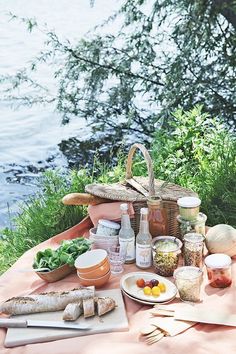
xmin=118 ymin=203 xmax=135 ymax=264
xmin=136 ymin=208 xmax=152 ymax=269
xmin=147 ymin=196 xmax=168 ymax=237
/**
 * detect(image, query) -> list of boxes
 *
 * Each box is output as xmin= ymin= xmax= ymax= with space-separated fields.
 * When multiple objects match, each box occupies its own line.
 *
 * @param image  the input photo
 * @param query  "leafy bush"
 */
xmin=0 ymin=107 xmax=235 ymax=273
xmin=150 ymin=105 xmax=236 ymax=227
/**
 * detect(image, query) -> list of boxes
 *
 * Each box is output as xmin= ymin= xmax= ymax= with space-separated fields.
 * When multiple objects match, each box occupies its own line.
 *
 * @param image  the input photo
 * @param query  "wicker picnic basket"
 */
xmin=85 ymin=143 xmax=198 ymax=237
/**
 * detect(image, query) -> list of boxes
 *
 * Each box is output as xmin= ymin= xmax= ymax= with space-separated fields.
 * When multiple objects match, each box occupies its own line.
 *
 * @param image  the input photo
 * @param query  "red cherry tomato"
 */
xmin=136 ymin=278 xmax=145 ymax=288
xmin=150 ymin=279 xmax=159 ymax=287
xmin=145 ymin=280 xmax=153 ymax=288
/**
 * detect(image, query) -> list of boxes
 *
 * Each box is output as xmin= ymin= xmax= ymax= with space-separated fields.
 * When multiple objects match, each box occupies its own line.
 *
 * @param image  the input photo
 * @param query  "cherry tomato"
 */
xmin=136 ymin=278 xmax=145 ymax=288
xmin=158 ymin=282 xmax=166 ymax=293
xmin=151 ymin=286 xmax=161 ymax=297
xmin=143 ymin=286 xmax=152 ymax=295
xmin=150 ymin=279 xmax=159 ymax=287
xmin=145 ymin=280 xmax=153 ymax=288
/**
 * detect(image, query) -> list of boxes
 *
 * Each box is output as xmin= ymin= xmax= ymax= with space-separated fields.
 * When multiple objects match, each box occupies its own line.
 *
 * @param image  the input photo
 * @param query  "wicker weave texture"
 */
xmin=86 ymin=143 xmax=197 ymax=238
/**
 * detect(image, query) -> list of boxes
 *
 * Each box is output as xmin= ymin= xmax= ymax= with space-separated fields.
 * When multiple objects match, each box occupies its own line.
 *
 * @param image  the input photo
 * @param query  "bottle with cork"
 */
xmin=118 ymin=203 xmax=135 ymax=264
xmin=136 ymin=207 xmax=152 ymax=269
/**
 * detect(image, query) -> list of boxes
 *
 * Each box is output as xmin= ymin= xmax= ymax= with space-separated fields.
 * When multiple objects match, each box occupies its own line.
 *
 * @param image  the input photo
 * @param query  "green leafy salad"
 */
xmin=33 ymin=237 xmax=91 ymax=271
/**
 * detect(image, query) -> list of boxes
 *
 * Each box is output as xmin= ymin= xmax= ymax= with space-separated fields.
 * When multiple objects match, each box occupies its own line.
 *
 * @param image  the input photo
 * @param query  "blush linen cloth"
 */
xmin=0 ymin=217 xmax=236 ymax=354
xmin=88 ymin=202 xmax=135 ymax=226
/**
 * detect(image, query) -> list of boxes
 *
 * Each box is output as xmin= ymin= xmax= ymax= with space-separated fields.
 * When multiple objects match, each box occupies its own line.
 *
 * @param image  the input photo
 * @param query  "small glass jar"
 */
xmin=204 ymin=253 xmax=232 ymax=288
xmin=177 ymin=197 xmax=201 ymax=221
xmin=96 ymin=219 xmax=120 ymax=236
xmin=151 ymin=236 xmax=182 ymax=277
xmin=183 ymin=233 xmax=204 ymax=268
xmin=147 ymin=196 xmax=168 ymax=237
xmin=177 ymin=213 xmax=207 ymax=240
xmin=174 ymin=266 xmax=203 ymax=302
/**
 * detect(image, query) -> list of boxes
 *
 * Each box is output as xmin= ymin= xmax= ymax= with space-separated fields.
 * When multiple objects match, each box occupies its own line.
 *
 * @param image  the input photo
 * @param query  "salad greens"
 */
xmin=33 ymin=237 xmax=91 ymax=271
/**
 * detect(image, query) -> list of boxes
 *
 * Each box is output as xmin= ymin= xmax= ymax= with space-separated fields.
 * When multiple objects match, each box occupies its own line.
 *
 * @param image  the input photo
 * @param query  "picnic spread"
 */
xmin=0 ymin=143 xmax=236 ymax=354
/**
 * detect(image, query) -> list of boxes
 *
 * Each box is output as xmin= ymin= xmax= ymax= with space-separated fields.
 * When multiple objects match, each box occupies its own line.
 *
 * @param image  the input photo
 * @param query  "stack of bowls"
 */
xmin=75 ymin=249 xmax=111 ymax=288
xmin=89 ymin=226 xmax=119 ymax=251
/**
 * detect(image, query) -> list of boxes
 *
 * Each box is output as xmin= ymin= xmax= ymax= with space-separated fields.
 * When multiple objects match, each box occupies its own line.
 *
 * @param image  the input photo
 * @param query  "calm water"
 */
xmin=0 ymin=0 xmax=120 ymax=228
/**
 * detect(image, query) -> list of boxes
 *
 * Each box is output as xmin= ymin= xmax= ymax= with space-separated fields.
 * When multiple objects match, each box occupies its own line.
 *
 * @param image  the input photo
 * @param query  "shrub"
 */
xmin=150 ymin=105 xmax=236 ymax=227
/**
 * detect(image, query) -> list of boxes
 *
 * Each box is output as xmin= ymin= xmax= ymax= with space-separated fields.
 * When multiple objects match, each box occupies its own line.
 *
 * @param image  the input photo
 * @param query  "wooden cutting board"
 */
xmin=4 ymin=289 xmax=129 ymax=348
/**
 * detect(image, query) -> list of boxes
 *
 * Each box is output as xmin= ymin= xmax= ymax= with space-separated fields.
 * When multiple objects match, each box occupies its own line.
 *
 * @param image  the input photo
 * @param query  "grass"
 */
xmin=0 ymin=106 xmax=235 ymax=273
xmin=0 ymin=170 xmax=90 ymax=273
xmin=0 ymin=158 xmax=125 ymax=274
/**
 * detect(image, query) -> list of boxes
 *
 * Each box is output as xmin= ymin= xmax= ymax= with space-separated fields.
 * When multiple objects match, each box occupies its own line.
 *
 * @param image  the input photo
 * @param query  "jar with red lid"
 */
xmin=204 ymin=253 xmax=232 ymax=288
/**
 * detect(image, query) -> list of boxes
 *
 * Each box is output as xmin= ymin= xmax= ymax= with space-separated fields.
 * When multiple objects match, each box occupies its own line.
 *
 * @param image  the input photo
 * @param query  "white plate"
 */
xmin=120 ymin=271 xmax=177 ymax=303
xmin=121 ymin=288 xmax=176 ymax=305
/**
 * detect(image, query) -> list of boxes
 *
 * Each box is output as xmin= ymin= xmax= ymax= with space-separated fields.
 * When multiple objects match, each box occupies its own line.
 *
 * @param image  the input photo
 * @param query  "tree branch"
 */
xmin=66 ymin=47 xmax=164 ymax=87
xmin=213 ymin=0 xmax=236 ymax=30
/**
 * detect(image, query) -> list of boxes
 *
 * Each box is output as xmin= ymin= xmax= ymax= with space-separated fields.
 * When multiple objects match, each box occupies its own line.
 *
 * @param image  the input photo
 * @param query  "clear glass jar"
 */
xmin=151 ymin=236 xmax=182 ymax=277
xmin=97 ymin=219 xmax=120 ymax=236
xmin=177 ymin=213 xmax=207 ymax=240
xmin=177 ymin=197 xmax=201 ymax=221
xmin=204 ymin=253 xmax=232 ymax=288
xmin=183 ymin=233 xmax=204 ymax=268
xmin=147 ymin=196 xmax=168 ymax=237
xmin=174 ymin=266 xmax=203 ymax=302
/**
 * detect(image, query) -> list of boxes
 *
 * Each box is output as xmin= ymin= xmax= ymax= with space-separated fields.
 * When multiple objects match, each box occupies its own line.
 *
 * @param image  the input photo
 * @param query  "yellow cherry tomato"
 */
xmin=151 ymin=286 xmax=161 ymax=297
xmin=158 ymin=282 xmax=166 ymax=293
xmin=143 ymin=286 xmax=152 ymax=295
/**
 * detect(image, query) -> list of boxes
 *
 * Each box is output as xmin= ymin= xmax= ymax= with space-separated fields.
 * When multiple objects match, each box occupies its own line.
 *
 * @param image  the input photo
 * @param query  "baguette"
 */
xmin=96 ymin=297 xmax=116 ymax=316
xmin=62 ymin=193 xmax=109 ymax=206
xmin=0 ymin=287 xmax=95 ymax=315
xmin=83 ymin=298 xmax=95 ymax=318
xmin=63 ymin=301 xmax=83 ymax=321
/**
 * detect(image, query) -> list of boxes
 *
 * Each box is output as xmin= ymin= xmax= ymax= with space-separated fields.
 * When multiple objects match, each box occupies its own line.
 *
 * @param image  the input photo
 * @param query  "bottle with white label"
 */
xmin=118 ymin=203 xmax=135 ymax=264
xmin=136 ymin=207 xmax=152 ymax=269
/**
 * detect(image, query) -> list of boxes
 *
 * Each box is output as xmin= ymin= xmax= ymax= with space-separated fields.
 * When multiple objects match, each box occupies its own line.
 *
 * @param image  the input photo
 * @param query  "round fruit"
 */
xmin=158 ymin=282 xmax=166 ymax=293
xmin=151 ymin=286 xmax=161 ymax=297
xmin=136 ymin=278 xmax=145 ymax=288
xmin=150 ymin=279 xmax=159 ymax=287
xmin=143 ymin=286 xmax=152 ymax=295
xmin=145 ymin=280 xmax=153 ymax=288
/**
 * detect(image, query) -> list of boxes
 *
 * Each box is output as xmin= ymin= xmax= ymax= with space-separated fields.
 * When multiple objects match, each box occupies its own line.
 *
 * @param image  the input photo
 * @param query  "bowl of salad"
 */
xmin=33 ymin=237 xmax=92 ymax=282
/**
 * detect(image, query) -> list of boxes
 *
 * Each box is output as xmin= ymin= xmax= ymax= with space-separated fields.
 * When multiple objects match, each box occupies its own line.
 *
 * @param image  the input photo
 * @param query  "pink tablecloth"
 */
xmin=0 ymin=217 xmax=236 ymax=354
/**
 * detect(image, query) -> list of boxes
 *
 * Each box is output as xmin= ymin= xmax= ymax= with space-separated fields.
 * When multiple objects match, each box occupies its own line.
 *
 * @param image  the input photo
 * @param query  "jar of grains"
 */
xmin=151 ymin=236 xmax=182 ymax=277
xmin=174 ymin=266 xmax=203 ymax=302
xmin=183 ymin=233 xmax=204 ymax=268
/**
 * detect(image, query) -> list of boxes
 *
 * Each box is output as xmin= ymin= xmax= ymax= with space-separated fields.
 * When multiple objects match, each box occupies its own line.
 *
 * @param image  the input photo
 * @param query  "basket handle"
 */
xmin=125 ymin=143 xmax=155 ymax=197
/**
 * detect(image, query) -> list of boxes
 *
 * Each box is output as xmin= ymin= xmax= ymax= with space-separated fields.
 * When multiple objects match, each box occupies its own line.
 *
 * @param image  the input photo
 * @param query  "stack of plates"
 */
xmin=120 ymin=272 xmax=177 ymax=305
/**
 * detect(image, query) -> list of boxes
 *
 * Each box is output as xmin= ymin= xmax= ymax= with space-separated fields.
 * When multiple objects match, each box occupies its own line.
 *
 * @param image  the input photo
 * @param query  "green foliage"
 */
xmin=150 ymin=105 xmax=236 ymax=227
xmin=1 ymin=1 xmax=235 ymax=135
xmin=33 ymin=237 xmax=91 ymax=270
xmin=0 ymin=107 xmax=235 ymax=274
xmin=0 ymin=169 xmax=90 ymax=273
xmin=0 ymin=158 xmax=125 ymax=274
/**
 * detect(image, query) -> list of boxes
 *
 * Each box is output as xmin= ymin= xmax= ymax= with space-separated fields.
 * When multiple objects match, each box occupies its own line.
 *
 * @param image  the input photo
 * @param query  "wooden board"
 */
xmin=4 ymin=289 xmax=129 ymax=348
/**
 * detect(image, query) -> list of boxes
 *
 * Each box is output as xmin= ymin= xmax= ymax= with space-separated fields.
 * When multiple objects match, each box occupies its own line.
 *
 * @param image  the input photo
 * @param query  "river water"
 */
xmin=0 ymin=0 xmax=120 ymax=228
